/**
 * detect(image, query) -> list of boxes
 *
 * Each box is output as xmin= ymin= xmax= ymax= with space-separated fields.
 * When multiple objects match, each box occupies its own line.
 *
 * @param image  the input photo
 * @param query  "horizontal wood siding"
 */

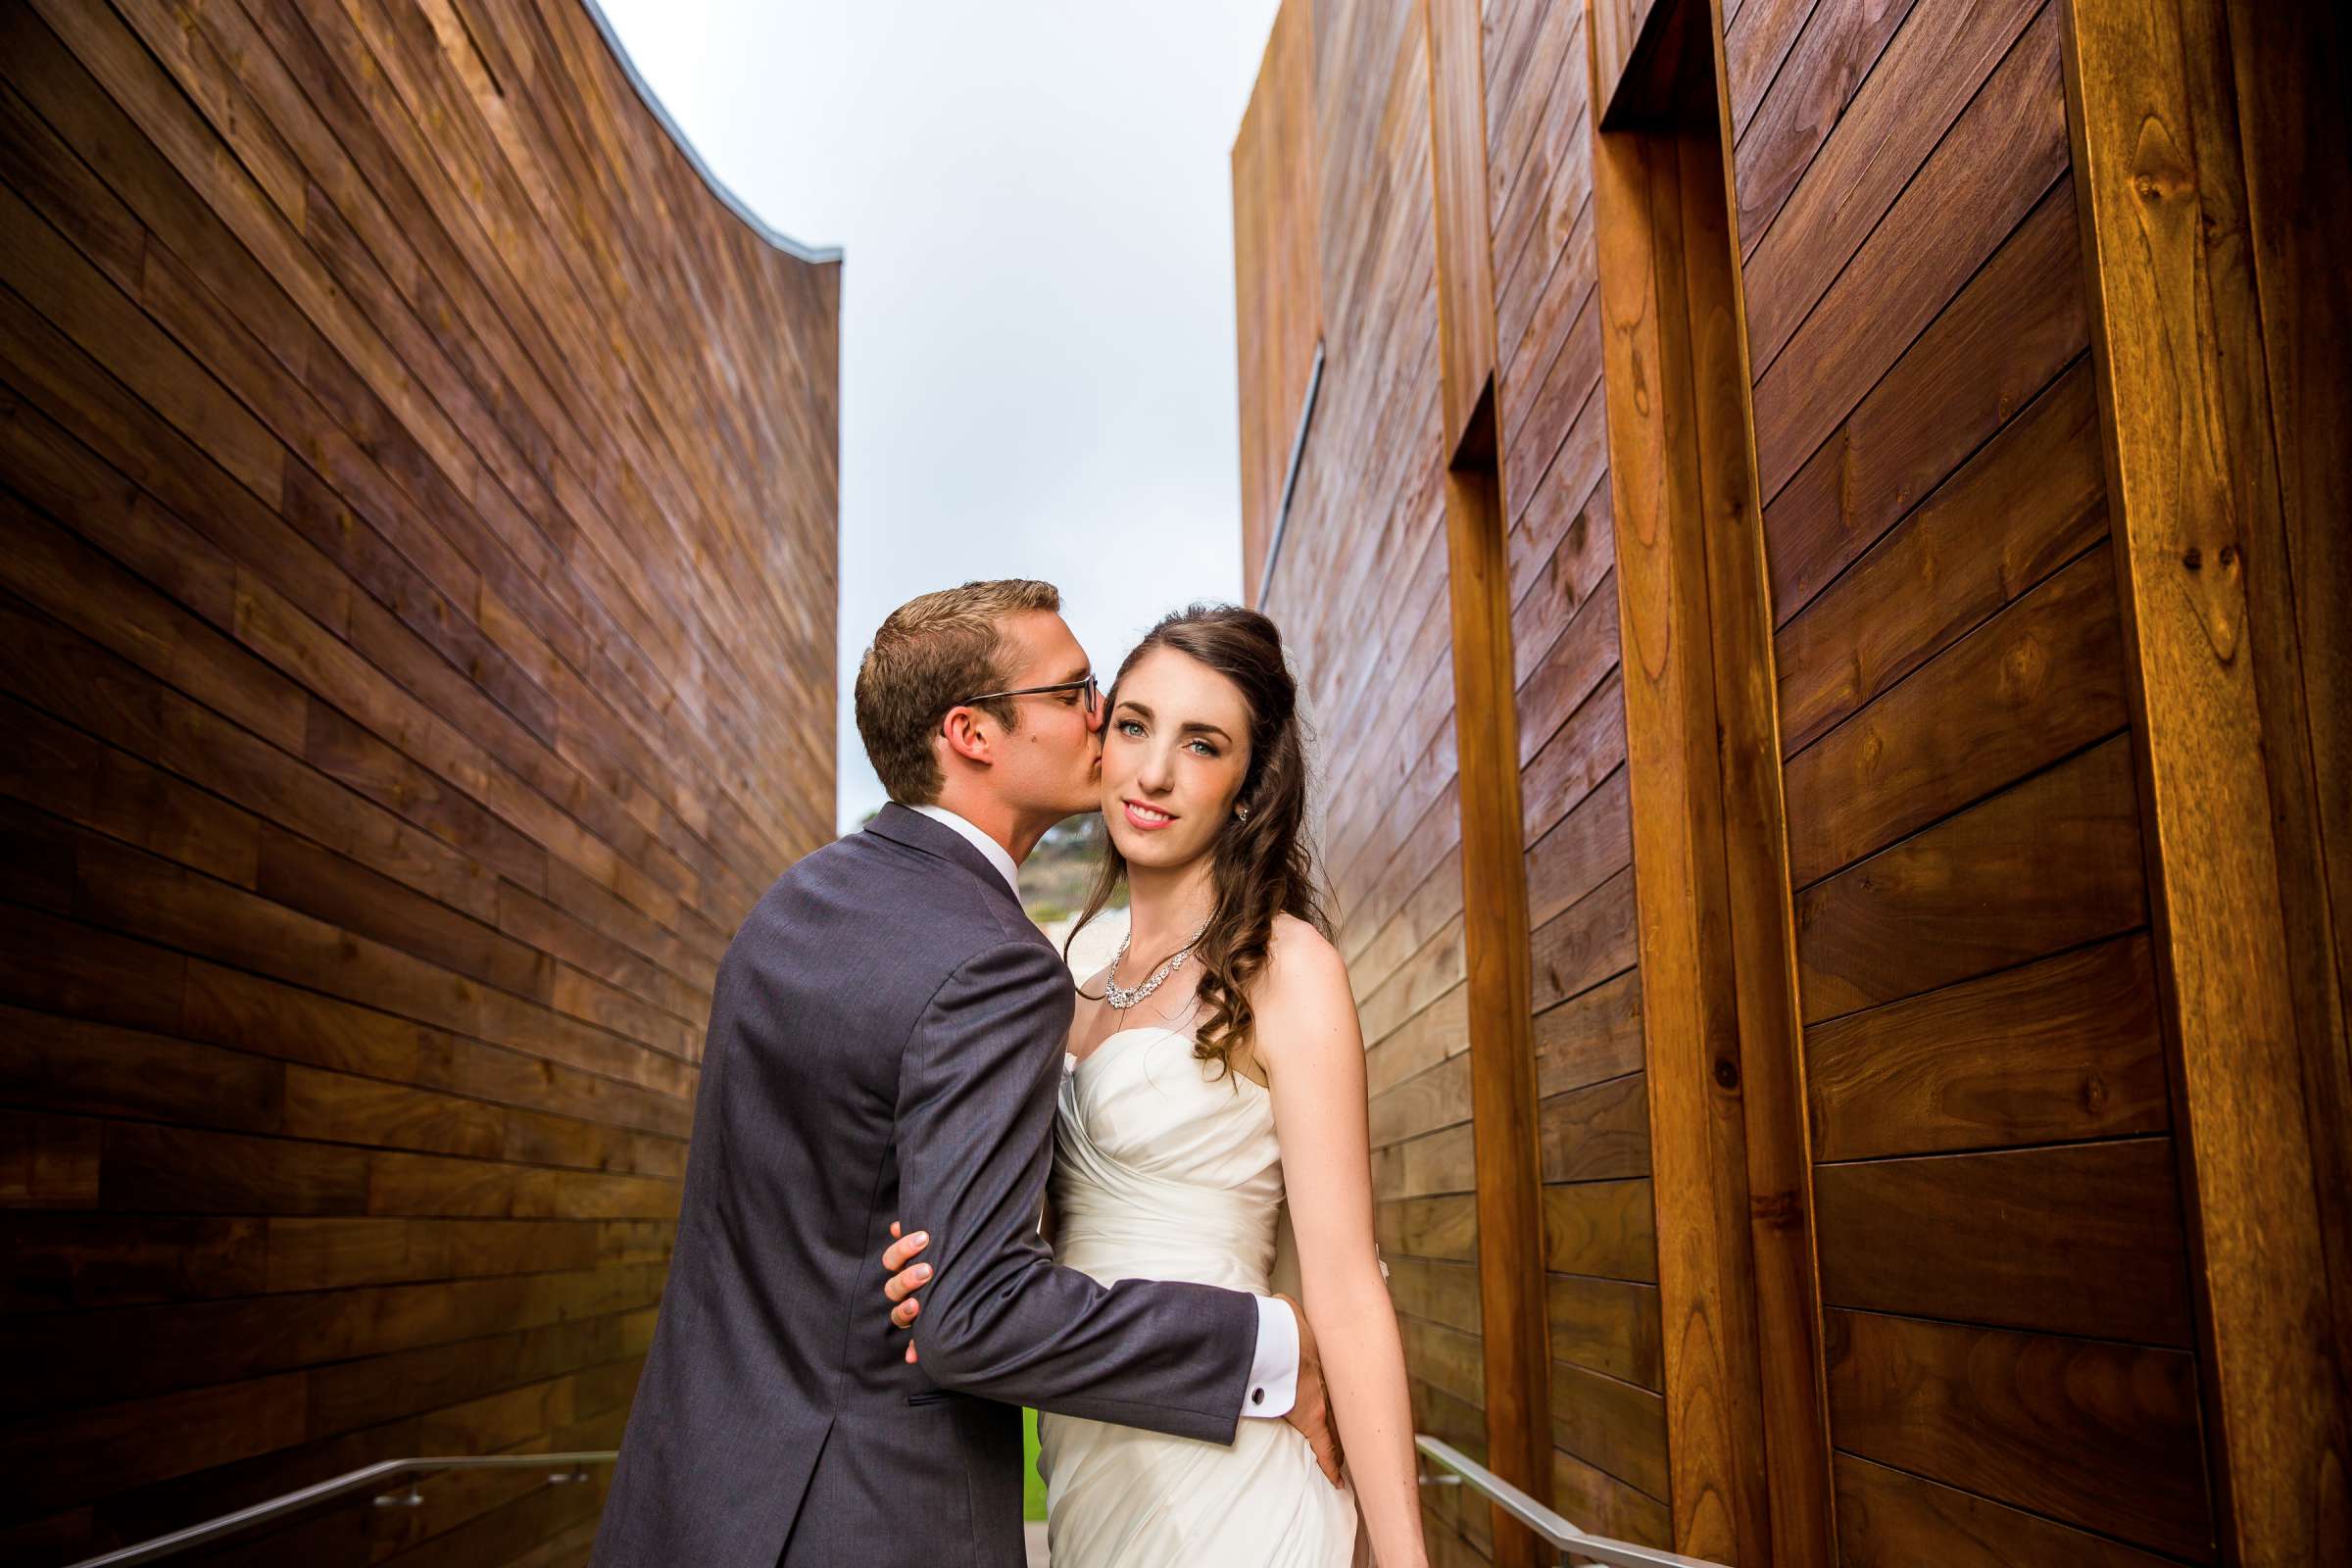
xmin=1729 ymin=0 xmax=2213 ymax=1558
xmin=0 ymin=0 xmax=838 ymax=1562
xmin=1233 ymin=0 xmax=1321 ymax=600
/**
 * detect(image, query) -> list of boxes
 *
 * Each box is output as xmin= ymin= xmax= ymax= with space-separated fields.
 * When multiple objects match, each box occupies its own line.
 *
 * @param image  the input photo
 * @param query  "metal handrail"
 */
xmin=64 ymin=1452 xmax=618 ymax=1568
xmin=1253 ymin=338 xmax=1326 ymax=609
xmin=1415 ymin=1435 xmax=1725 ymax=1568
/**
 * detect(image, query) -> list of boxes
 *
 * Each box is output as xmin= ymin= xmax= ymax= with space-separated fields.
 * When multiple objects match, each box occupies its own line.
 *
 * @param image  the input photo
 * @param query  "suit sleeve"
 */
xmin=896 ymin=938 xmax=1258 ymax=1442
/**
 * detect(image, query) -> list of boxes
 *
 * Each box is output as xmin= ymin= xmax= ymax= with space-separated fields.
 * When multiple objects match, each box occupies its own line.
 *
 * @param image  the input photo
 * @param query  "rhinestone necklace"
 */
xmin=1102 ymin=925 xmax=1206 ymax=1011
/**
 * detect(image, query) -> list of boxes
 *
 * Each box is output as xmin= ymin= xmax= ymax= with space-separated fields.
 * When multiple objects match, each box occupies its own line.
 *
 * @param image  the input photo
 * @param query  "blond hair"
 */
xmin=853 ymin=579 xmax=1061 ymax=803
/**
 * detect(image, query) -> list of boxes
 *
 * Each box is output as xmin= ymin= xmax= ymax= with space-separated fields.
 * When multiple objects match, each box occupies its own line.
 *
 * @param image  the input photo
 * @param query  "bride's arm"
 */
xmin=1257 ymin=917 xmax=1429 ymax=1568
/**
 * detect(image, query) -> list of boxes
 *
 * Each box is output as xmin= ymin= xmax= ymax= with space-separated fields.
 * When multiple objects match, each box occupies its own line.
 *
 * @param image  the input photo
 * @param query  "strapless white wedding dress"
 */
xmin=1038 ymin=1024 xmax=1359 ymax=1566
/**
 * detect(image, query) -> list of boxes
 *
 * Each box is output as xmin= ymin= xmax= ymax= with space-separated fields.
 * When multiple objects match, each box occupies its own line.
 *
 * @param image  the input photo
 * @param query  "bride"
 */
xmin=880 ymin=605 xmax=1427 ymax=1567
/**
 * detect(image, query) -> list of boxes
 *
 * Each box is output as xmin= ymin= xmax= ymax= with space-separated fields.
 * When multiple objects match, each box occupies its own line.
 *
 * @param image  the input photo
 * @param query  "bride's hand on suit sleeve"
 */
xmin=880 ymin=1220 xmax=931 ymax=1361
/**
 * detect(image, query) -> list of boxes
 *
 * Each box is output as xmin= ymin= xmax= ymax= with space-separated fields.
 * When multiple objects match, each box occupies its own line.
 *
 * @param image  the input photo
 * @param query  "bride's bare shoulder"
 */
xmin=1258 ymin=914 xmax=1351 ymax=1010
xmin=1270 ymin=911 xmax=1345 ymax=987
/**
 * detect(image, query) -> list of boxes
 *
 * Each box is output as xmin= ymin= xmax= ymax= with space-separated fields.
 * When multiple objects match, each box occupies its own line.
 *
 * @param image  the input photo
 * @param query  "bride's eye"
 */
xmin=1187 ymin=739 xmax=1219 ymax=758
xmin=1115 ymin=719 xmax=1146 ymax=739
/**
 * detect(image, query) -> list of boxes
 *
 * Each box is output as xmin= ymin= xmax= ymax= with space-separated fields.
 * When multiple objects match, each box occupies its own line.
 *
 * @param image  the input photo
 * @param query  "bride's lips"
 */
xmin=1121 ymin=799 xmax=1177 ymax=831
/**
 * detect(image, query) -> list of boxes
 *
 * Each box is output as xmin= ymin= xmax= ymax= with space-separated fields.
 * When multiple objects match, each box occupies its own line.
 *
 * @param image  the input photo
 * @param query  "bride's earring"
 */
xmin=1234 ymin=802 xmax=1251 ymax=822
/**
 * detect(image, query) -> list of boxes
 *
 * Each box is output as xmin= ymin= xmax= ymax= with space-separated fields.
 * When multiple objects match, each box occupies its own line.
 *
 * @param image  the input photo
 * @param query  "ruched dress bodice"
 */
xmin=1038 ymin=1026 xmax=1358 ymax=1566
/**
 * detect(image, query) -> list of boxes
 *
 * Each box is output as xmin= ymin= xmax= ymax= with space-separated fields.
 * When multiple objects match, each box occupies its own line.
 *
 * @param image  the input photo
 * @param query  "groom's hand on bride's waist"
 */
xmin=877 ymin=1224 xmax=1344 ymax=1488
xmin=881 ymin=1220 xmax=932 ymax=1363
xmin=1275 ymin=1292 xmax=1347 ymax=1488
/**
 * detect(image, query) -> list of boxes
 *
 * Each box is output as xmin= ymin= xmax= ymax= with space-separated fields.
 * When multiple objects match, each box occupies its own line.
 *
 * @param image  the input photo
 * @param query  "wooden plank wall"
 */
xmin=1232 ymin=0 xmax=1321 ymax=598
xmin=1729 ymin=0 xmax=2214 ymax=1560
xmin=1483 ymin=0 xmax=1669 ymax=1551
xmin=0 ymin=0 xmax=839 ymax=1562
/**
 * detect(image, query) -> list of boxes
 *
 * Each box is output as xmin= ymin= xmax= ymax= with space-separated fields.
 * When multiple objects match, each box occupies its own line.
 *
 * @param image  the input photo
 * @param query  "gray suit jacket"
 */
xmin=590 ymin=805 xmax=1259 ymax=1567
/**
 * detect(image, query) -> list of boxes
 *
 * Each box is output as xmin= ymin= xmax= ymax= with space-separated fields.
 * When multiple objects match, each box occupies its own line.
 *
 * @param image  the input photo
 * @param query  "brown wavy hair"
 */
xmin=1068 ymin=605 xmax=1328 ymax=1079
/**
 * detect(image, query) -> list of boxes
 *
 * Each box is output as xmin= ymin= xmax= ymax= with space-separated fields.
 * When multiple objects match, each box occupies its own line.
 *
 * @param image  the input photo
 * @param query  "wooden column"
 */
xmin=1422 ymin=1 xmax=1550 ymax=1563
xmin=2061 ymin=1 xmax=2352 ymax=1560
xmin=1584 ymin=0 xmax=1831 ymax=1561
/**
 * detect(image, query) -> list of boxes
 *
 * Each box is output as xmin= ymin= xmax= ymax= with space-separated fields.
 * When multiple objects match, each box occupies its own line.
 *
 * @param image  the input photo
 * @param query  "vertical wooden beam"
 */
xmin=2220 ymin=0 xmax=2352 ymax=1429
xmin=2061 ymin=1 xmax=2352 ymax=1561
xmin=1442 ymin=433 xmax=1550 ymax=1568
xmin=1424 ymin=0 xmax=1497 ymax=457
xmin=1584 ymin=0 xmax=1832 ymax=1560
xmin=1422 ymin=2 xmax=1548 ymax=1563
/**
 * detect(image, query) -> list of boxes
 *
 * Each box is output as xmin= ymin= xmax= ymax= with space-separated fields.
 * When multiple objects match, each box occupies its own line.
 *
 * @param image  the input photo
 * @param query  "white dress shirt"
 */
xmin=903 ymin=802 xmax=1300 ymax=1419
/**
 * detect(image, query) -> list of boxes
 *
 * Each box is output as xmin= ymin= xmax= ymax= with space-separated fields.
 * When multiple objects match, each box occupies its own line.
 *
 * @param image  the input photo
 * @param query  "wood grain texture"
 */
xmin=1547 ymin=1272 xmax=1663 ymax=1390
xmin=2064 ymin=0 xmax=2352 ymax=1555
xmin=1781 ymin=541 xmax=2128 ymax=889
xmin=1750 ymin=0 xmax=2070 ymax=497
xmin=1772 ymin=356 xmax=2107 ymax=758
xmin=1804 ymin=933 xmax=2169 ymax=1160
xmin=1825 ymin=1308 xmax=2214 ymax=1557
xmin=1813 ymin=1138 xmax=2194 ymax=1345
xmin=0 ymin=0 xmax=834 ymax=1558
xmin=1793 ymin=735 xmax=2146 ymax=1023
xmin=1762 ymin=175 xmax=2090 ymax=628
xmin=1432 ymin=6 xmax=1550 ymax=1545
xmin=1834 ymin=1452 xmax=2188 ymax=1568
xmin=1740 ymin=0 xmax=2044 ymax=367
xmin=1732 ymin=0 xmax=1919 ymax=242
xmin=2222 ymin=0 xmax=2352 ymax=1499
xmin=1586 ymin=2 xmax=1830 ymax=1556
xmin=1425 ymin=0 xmax=1499 ymax=456
xmin=1233 ymin=0 xmax=1322 ymax=598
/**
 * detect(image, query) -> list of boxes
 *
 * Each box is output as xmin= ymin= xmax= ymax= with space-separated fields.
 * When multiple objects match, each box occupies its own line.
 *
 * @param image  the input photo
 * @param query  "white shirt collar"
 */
xmin=906 ymin=804 xmax=1022 ymax=899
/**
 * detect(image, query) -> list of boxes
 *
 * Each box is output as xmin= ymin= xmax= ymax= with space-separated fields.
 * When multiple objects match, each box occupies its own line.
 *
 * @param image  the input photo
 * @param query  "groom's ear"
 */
xmin=938 ymin=705 xmax=996 ymax=769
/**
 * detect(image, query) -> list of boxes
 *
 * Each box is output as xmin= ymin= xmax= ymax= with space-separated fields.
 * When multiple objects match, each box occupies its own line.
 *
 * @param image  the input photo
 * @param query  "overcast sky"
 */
xmin=593 ymin=1 xmax=1285 ymax=831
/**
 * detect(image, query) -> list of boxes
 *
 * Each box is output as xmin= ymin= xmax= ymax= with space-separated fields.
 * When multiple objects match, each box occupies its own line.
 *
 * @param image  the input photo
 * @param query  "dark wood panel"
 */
xmin=1824 ymin=1309 xmax=2214 ymax=1558
xmin=1533 ymin=968 xmax=1642 ymax=1098
xmin=1722 ymin=0 xmax=1827 ymax=143
xmin=1782 ymin=542 xmax=2127 ymax=888
xmin=1805 ymin=933 xmax=2168 ymax=1160
xmin=1538 ymin=1073 xmax=1648 ymax=1183
xmin=1392 ymin=1252 xmax=1484 ymax=1337
xmin=1751 ymin=1 xmax=2069 ymax=497
xmin=1371 ymin=1050 xmax=1475 ymax=1150
xmin=1763 ymin=175 xmax=2087 ymax=626
xmin=1733 ymin=0 xmax=1920 ymax=245
xmin=1794 ymin=735 xmax=2145 ymax=1022
xmin=1551 ymin=1444 xmax=1671 ymax=1548
xmin=1773 ymin=357 xmax=2107 ymax=757
xmin=1547 ymin=1272 xmax=1662 ymax=1391
xmin=1834 ymin=1452 xmax=2187 ymax=1568
xmin=1523 ymin=766 xmax=1630 ymax=929
xmin=0 ymin=0 xmax=832 ymax=1555
xmin=1550 ymin=1356 xmax=1668 ymax=1499
xmin=1814 ymin=1139 xmax=2194 ymax=1344
xmin=1380 ymin=1195 xmax=1480 ymax=1264
xmin=1541 ymin=1178 xmax=1656 ymax=1283
xmin=1527 ymin=866 xmax=1636 ymax=1013
xmin=1520 ymin=668 xmax=1624 ymax=843
xmin=1740 ymin=0 xmax=2044 ymax=367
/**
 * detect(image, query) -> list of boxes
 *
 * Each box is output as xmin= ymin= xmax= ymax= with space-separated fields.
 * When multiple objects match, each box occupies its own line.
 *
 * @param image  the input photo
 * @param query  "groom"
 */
xmin=591 ymin=580 xmax=1339 ymax=1566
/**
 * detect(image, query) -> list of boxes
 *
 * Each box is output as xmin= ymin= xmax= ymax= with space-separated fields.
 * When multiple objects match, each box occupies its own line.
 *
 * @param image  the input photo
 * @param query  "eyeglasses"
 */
xmin=957 ymin=672 xmax=1101 ymax=712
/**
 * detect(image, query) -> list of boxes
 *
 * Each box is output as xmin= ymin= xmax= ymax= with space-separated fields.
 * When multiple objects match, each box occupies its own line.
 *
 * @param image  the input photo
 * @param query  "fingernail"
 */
xmin=911 ymin=1232 xmax=929 ymax=1247
xmin=910 ymin=1263 xmax=932 ymax=1283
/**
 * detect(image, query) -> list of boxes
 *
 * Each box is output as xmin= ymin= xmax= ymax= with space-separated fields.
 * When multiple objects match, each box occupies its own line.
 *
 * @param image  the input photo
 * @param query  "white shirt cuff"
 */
xmin=1244 ymin=1295 xmax=1299 ymax=1418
